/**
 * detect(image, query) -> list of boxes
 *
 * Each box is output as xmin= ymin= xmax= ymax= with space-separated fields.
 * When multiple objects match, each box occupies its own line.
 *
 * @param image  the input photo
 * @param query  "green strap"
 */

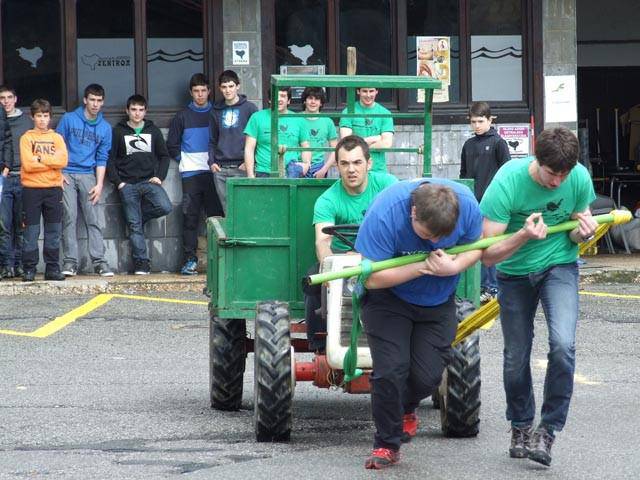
xmin=342 ymin=259 xmax=372 ymax=383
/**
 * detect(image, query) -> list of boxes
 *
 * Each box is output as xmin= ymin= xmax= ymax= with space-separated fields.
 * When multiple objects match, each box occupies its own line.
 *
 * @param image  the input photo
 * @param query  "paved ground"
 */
xmin=1 ymin=270 xmax=639 ymax=479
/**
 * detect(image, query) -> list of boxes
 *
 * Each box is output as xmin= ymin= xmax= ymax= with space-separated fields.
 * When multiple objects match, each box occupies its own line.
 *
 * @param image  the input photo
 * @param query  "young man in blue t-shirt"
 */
xmin=354 ymin=179 xmax=482 ymax=470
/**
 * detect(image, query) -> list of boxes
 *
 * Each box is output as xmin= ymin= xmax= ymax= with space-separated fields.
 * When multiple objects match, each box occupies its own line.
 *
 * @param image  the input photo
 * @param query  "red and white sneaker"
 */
xmin=401 ymin=412 xmax=418 ymax=442
xmin=364 ymin=448 xmax=400 ymax=470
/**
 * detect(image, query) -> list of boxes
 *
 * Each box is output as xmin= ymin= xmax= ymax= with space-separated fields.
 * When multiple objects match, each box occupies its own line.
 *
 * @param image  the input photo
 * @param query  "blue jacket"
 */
xmin=166 ymin=102 xmax=212 ymax=178
xmin=56 ymin=106 xmax=112 ymax=174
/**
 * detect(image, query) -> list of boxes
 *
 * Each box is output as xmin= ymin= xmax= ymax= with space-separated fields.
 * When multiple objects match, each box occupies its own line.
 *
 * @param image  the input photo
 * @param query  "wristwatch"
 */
xmin=582 ymin=234 xmax=595 ymax=242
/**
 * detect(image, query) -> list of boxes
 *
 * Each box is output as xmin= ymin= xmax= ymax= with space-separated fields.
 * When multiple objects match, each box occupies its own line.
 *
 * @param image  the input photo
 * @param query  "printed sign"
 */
xmin=498 ymin=125 xmax=531 ymax=158
xmin=416 ymin=36 xmax=450 ymax=103
xmin=232 ymin=41 xmax=250 ymax=65
xmin=280 ymin=64 xmax=326 ymax=100
xmin=544 ymin=75 xmax=577 ymax=123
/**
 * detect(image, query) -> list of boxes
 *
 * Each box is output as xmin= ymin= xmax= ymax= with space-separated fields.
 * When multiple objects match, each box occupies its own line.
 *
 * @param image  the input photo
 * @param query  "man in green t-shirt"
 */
xmin=480 ymin=127 xmax=597 ymax=467
xmin=243 ymin=87 xmax=311 ymax=177
xmin=300 ymin=87 xmax=338 ymax=178
xmin=339 ymin=87 xmax=394 ymax=172
xmin=305 ymin=135 xmax=397 ymax=351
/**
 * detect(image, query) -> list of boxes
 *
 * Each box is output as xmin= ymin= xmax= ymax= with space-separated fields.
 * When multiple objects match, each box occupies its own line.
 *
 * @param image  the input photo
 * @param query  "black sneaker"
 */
xmin=0 ymin=265 xmax=14 ymax=279
xmin=134 ymin=259 xmax=151 ymax=275
xmin=94 ymin=263 xmax=114 ymax=277
xmin=22 ymin=269 xmax=36 ymax=282
xmin=14 ymin=265 xmax=24 ymax=278
xmin=509 ymin=424 xmax=533 ymax=458
xmin=61 ymin=263 xmax=77 ymax=277
xmin=528 ymin=426 xmax=554 ymax=466
xmin=44 ymin=268 xmax=65 ymax=281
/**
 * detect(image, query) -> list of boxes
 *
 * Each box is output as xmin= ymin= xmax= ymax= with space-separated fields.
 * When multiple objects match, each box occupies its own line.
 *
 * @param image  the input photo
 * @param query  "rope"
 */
xmin=342 ymin=258 xmax=372 ymax=383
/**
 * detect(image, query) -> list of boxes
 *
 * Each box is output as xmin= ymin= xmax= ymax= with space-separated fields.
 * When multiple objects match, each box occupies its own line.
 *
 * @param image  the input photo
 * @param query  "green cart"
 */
xmin=206 ymin=74 xmax=481 ymax=442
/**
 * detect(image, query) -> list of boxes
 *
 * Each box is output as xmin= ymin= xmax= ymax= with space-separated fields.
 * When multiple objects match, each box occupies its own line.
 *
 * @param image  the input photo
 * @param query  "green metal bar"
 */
xmin=270 ymin=83 xmax=279 ymax=175
xmin=423 ymin=88 xmax=434 ymax=177
xmin=284 ymin=146 xmax=422 ymax=153
xmin=307 ymin=212 xmax=631 ymax=285
xmin=271 ymin=74 xmax=442 ymax=90
xmin=279 ymin=112 xmax=425 ymax=119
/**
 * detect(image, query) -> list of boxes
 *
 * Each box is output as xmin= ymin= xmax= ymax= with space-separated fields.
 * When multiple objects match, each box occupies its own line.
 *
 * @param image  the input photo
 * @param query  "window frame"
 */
xmin=0 ymin=0 xmax=222 ymax=128
xmin=263 ymin=0 xmax=543 ymax=128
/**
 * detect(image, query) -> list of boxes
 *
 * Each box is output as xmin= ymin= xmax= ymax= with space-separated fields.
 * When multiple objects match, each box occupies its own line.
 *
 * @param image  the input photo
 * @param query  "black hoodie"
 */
xmin=107 ymin=119 xmax=170 ymax=186
xmin=208 ymin=94 xmax=258 ymax=166
xmin=460 ymin=126 xmax=511 ymax=201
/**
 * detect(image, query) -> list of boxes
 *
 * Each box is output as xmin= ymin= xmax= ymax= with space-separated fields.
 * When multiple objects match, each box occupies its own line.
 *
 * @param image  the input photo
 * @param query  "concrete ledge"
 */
xmin=0 ymin=273 xmax=206 ymax=296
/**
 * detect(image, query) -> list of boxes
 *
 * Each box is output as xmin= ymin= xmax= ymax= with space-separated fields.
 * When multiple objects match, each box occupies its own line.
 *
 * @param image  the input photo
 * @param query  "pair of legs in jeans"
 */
xmin=362 ymin=289 xmax=457 ymax=451
xmin=498 ymin=262 xmax=579 ymax=432
xmin=119 ymin=182 xmax=172 ymax=268
xmin=0 ymin=175 xmax=23 ymax=274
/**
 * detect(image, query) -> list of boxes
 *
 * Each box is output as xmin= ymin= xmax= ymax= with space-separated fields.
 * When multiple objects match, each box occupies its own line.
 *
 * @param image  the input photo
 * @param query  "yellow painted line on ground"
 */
xmin=579 ymin=290 xmax=640 ymax=300
xmin=111 ymin=293 xmax=208 ymax=305
xmin=0 ymin=293 xmax=208 ymax=338
xmin=534 ymin=359 xmax=601 ymax=386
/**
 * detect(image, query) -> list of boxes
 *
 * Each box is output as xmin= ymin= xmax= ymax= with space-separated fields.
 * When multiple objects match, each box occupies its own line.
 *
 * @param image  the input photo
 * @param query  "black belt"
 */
xmin=219 ymin=163 xmax=243 ymax=169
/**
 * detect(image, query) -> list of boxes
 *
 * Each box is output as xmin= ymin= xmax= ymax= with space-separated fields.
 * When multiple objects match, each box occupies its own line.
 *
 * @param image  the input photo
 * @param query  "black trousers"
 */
xmin=22 ymin=186 xmax=63 ymax=271
xmin=181 ymin=173 xmax=222 ymax=261
xmin=362 ymin=288 xmax=457 ymax=451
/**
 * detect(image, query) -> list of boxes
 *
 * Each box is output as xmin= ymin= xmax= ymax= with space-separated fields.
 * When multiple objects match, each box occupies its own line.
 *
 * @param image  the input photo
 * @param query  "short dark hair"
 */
xmin=535 ymin=127 xmax=579 ymax=173
xmin=301 ymin=87 xmax=326 ymax=107
xmin=30 ymin=98 xmax=52 ymax=116
xmin=126 ymin=94 xmax=147 ymax=109
xmin=469 ymin=101 xmax=491 ymax=119
xmin=218 ymin=70 xmax=239 ymax=85
xmin=268 ymin=87 xmax=292 ymax=101
xmin=0 ymin=84 xmax=17 ymax=96
xmin=190 ymin=73 xmax=209 ymax=89
xmin=411 ymin=183 xmax=459 ymax=238
xmin=84 ymin=83 xmax=105 ymax=99
xmin=335 ymin=135 xmax=370 ymax=161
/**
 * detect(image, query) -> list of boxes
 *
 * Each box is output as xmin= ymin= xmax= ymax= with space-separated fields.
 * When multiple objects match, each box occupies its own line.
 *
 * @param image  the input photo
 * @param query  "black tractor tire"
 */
xmin=438 ymin=331 xmax=481 ymax=438
xmin=209 ymin=313 xmax=247 ymax=411
xmin=254 ymin=301 xmax=293 ymax=442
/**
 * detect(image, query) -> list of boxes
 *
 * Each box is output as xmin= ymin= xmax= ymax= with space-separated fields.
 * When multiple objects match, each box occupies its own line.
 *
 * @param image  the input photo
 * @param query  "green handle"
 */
xmin=307 ymin=212 xmax=628 ymax=286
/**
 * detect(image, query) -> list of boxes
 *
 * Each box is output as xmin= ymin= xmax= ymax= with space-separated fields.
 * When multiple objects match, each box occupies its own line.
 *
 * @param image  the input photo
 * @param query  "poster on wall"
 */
xmin=544 ymin=75 xmax=577 ymax=123
xmin=416 ymin=36 xmax=450 ymax=103
xmin=498 ymin=125 xmax=531 ymax=158
xmin=232 ymin=41 xmax=250 ymax=65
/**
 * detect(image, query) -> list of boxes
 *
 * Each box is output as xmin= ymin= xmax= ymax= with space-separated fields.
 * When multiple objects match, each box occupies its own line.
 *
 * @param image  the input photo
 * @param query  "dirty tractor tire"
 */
xmin=209 ymin=313 xmax=246 ymax=411
xmin=254 ymin=301 xmax=292 ymax=442
xmin=438 ymin=331 xmax=481 ymax=437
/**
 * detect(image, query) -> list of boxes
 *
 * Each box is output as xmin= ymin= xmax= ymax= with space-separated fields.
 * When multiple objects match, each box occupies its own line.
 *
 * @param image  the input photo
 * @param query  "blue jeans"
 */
xmin=119 ymin=182 xmax=172 ymax=261
xmin=0 ymin=175 xmax=23 ymax=268
xmin=481 ymin=264 xmax=497 ymax=290
xmin=497 ymin=262 xmax=579 ymax=431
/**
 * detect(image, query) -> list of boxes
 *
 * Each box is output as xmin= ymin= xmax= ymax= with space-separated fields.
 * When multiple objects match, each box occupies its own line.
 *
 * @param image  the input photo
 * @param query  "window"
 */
xmin=2 ymin=0 xmax=63 ymax=106
xmin=0 ymin=1 xmax=219 ymax=123
xmin=147 ymin=0 xmax=204 ymax=107
xmin=269 ymin=0 xmax=535 ymax=120
xmin=77 ymin=0 xmax=135 ymax=107
xmin=470 ymin=0 xmax=523 ymax=101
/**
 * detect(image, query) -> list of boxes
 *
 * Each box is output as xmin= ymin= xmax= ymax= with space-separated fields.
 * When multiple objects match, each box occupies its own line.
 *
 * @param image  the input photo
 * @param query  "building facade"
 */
xmin=0 ymin=1 xmax=595 ymax=271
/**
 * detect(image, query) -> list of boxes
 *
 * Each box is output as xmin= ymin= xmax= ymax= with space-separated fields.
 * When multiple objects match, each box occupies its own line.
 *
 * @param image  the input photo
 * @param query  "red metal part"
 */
xmin=343 ymin=372 xmax=371 ymax=394
xmin=290 ymin=322 xmax=307 ymax=333
xmin=294 ymin=355 xmax=333 ymax=388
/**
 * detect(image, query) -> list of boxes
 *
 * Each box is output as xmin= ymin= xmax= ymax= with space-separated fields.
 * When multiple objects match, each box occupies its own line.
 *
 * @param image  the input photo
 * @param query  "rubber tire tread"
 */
xmin=254 ymin=301 xmax=292 ymax=442
xmin=440 ymin=332 xmax=481 ymax=438
xmin=209 ymin=313 xmax=246 ymax=410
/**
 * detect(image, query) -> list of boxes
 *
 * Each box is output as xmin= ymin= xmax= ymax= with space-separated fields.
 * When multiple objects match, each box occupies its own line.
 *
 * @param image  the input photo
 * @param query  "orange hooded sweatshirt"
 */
xmin=20 ymin=129 xmax=68 ymax=188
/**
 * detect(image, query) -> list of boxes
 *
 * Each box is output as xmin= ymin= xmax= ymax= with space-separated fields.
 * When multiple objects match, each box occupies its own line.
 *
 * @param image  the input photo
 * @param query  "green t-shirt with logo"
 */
xmin=480 ymin=156 xmax=596 ymax=275
xmin=304 ymin=117 xmax=338 ymax=166
xmin=313 ymin=171 xmax=398 ymax=252
xmin=244 ymin=109 xmax=309 ymax=173
xmin=339 ymin=102 xmax=394 ymax=172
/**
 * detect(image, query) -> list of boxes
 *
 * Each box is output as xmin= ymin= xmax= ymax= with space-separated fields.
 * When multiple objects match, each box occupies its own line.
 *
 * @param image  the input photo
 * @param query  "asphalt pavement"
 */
xmin=0 ymin=255 xmax=639 ymax=479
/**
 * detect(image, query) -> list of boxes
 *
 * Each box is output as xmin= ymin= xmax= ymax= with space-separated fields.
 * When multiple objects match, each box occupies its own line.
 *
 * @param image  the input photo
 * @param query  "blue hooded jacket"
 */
xmin=56 ymin=106 xmax=112 ymax=174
